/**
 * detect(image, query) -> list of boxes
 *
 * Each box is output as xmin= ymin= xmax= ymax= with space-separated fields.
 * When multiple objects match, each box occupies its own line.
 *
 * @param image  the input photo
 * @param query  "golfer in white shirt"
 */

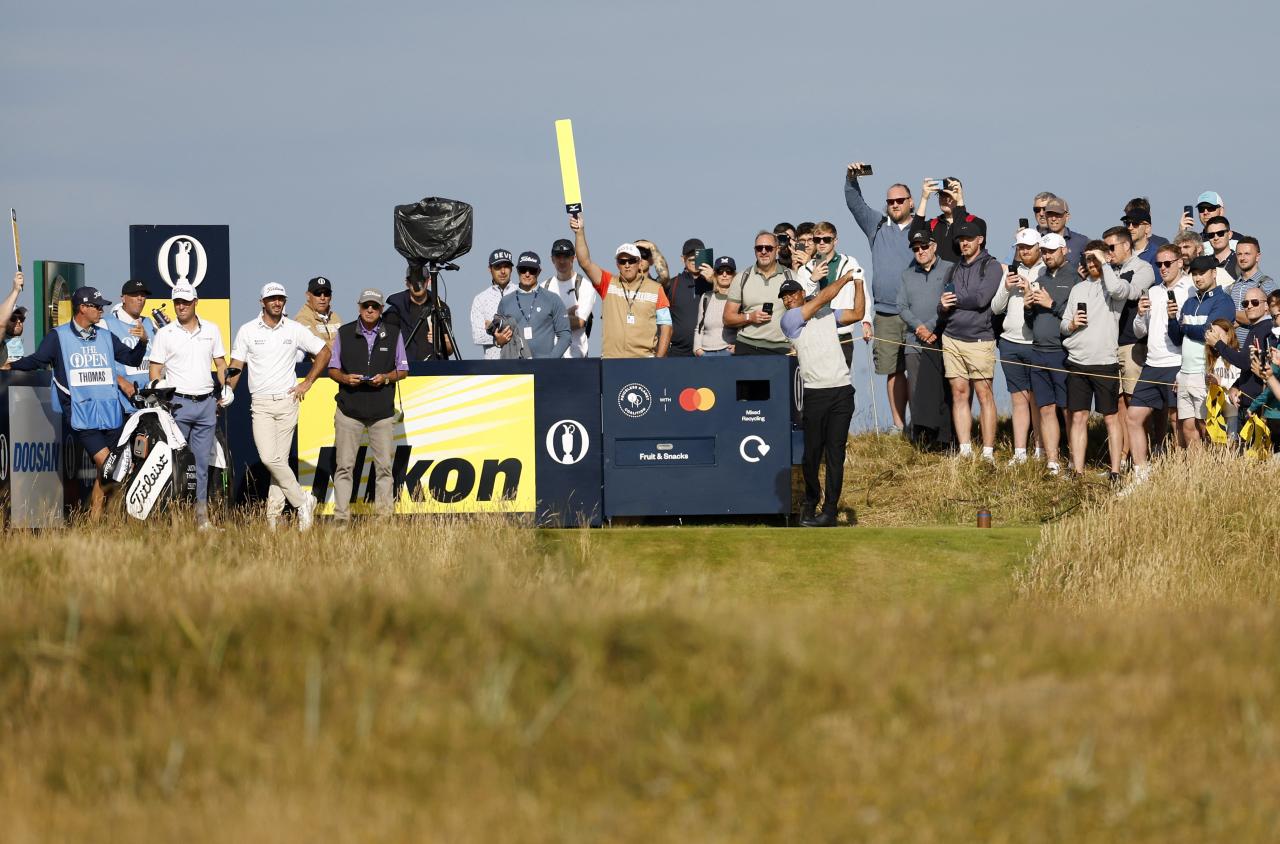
xmin=228 ymin=283 xmax=331 ymax=529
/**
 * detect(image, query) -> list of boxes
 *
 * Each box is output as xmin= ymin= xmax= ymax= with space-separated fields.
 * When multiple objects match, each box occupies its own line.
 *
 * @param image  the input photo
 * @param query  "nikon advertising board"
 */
xmin=128 ymin=225 xmax=232 ymax=352
xmin=294 ymin=360 xmax=603 ymax=525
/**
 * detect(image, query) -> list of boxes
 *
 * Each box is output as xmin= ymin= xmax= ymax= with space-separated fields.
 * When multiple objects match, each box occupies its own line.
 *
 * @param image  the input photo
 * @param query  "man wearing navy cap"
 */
xmin=663 ymin=237 xmax=713 ymax=357
xmin=1121 ymin=197 xmax=1168 ymax=276
xmin=470 ymin=249 xmax=515 ymax=360
xmin=384 ymin=264 xmax=454 ymax=361
xmin=102 ymin=278 xmax=157 ymax=414
xmin=295 ymin=276 xmax=342 ymax=357
xmin=11 ymin=286 xmax=150 ymax=520
xmin=494 ymin=252 xmax=571 ymax=359
xmin=693 ymin=256 xmax=738 ymax=356
xmin=542 ymin=238 xmax=596 ymax=358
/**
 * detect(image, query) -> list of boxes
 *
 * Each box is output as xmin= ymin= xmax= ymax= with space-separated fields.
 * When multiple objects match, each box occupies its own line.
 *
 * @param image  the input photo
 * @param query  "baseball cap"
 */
xmin=952 ymin=219 xmax=983 ymax=241
xmin=778 ymin=279 xmax=806 ymax=297
xmin=488 ymin=249 xmax=513 ymax=267
xmin=516 ymin=251 xmax=542 ymax=271
xmin=713 ymin=256 xmax=737 ymax=273
xmin=1043 ymin=197 xmax=1069 ymax=214
xmin=1189 ymin=255 xmax=1218 ymax=273
xmin=1039 ymin=232 xmax=1067 ymax=250
xmin=71 ymin=287 xmax=109 ymax=310
xmin=258 ymin=282 xmax=286 ymax=300
xmin=121 ymin=279 xmax=151 ymax=296
xmin=550 ymin=238 xmax=575 ymax=257
xmin=1015 ymin=228 xmax=1040 ymax=247
xmin=171 ymin=282 xmax=198 ymax=301
xmin=682 ymin=238 xmax=705 ymax=257
xmin=909 ymin=229 xmax=934 ymax=246
xmin=616 ymin=243 xmax=642 ymax=259
xmin=1196 ymin=191 xmax=1224 ymax=209
xmin=308 ymin=276 xmax=333 ymax=294
xmin=1121 ymin=209 xmax=1152 ymax=224
xmin=357 ymin=288 xmax=385 ymax=307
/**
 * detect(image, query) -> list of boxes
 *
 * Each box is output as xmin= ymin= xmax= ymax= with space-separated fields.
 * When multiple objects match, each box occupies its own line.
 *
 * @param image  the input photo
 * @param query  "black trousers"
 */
xmin=802 ymin=384 xmax=855 ymax=513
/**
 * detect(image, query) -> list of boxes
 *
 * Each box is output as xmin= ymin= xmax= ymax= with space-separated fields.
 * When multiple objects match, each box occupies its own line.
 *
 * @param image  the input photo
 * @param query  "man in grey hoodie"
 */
xmin=1061 ymin=243 xmax=1136 ymax=479
xmin=938 ymin=218 xmax=1002 ymax=460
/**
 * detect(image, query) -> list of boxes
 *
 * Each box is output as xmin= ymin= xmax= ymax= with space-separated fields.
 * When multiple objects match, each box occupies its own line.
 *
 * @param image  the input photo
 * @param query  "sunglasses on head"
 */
xmin=616 ymin=256 xmax=638 ymax=265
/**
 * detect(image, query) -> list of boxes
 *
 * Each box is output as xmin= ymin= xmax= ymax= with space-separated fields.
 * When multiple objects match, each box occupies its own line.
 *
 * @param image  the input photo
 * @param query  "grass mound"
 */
xmin=1017 ymin=449 xmax=1280 ymax=607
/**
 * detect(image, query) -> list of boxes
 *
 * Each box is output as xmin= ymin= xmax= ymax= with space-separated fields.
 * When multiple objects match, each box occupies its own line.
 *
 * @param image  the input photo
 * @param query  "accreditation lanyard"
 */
xmin=620 ymin=280 xmax=641 ymax=324
xmin=514 ymin=288 xmax=540 ymax=338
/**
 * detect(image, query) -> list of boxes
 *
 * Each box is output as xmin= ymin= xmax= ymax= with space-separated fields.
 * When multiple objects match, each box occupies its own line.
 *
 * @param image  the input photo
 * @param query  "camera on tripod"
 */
xmin=394 ymin=196 xmax=474 ymax=360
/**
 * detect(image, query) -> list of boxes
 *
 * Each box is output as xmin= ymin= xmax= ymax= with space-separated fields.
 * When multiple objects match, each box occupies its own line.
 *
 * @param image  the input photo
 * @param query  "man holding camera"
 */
xmin=470 ymin=249 xmax=516 ymax=360
xmin=385 ymin=265 xmax=454 ymax=361
xmin=570 ymin=215 xmax=672 ymax=358
xmin=779 ymin=270 xmax=865 ymax=527
xmin=912 ymin=177 xmax=977 ymax=264
xmin=493 ymin=252 xmax=571 ymax=359
xmin=327 ymin=288 xmax=408 ymax=521
xmin=664 ymin=238 xmax=714 ymax=357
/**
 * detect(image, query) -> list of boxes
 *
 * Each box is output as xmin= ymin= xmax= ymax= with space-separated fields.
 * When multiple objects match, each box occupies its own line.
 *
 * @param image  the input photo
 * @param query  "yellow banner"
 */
xmin=298 ymin=373 xmax=537 ymax=514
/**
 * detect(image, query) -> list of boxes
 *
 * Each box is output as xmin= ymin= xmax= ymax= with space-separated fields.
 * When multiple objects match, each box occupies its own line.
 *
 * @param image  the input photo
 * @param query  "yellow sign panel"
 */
xmin=298 ymin=374 xmax=537 ymax=514
xmin=555 ymin=118 xmax=582 ymax=213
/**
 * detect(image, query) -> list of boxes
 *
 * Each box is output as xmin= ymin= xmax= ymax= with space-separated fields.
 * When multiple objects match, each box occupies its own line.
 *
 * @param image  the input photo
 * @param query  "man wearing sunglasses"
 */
xmin=664 ymin=237 xmax=713 ymax=357
xmin=1 ymin=306 xmax=26 ymax=367
xmin=1120 ymin=198 xmax=1168 ymax=276
xmin=723 ymin=231 xmax=796 ymax=355
xmin=845 ymin=162 xmax=916 ymax=434
xmin=11 ymin=286 xmax=150 ymax=520
xmin=1039 ymin=196 xmax=1089 ymax=269
xmin=1202 ymin=216 xmax=1239 ymax=280
xmin=294 ymin=276 xmax=342 ymax=360
xmin=1103 ymin=226 xmax=1156 ymax=467
xmin=797 ymin=221 xmax=865 ymax=368
xmin=1226 ymin=237 xmax=1276 ymax=345
xmin=569 ymin=215 xmax=671 ymax=358
xmin=327 ymin=288 xmax=407 ymax=522
xmin=493 ymin=252 xmax=571 ymax=359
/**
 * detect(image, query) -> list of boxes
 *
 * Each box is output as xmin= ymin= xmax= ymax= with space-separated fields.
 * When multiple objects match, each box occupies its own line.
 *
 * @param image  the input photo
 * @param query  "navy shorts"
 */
xmin=1067 ymin=362 xmax=1121 ymax=415
xmin=76 ymin=425 xmax=123 ymax=458
xmin=1130 ymin=364 xmax=1179 ymax=410
xmin=1027 ymin=348 xmax=1068 ymax=408
xmin=998 ymin=338 xmax=1035 ymax=394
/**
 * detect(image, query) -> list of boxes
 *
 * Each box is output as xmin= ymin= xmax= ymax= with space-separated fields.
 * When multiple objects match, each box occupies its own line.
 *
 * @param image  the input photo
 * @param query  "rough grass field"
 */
xmin=2 ymin=443 xmax=1278 ymax=842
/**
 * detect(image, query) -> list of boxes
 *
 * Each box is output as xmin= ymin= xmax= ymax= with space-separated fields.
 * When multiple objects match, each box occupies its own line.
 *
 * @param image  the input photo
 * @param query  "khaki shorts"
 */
xmin=872 ymin=313 xmax=906 ymax=375
xmin=942 ymin=335 xmax=996 ymax=381
xmin=1176 ymin=372 xmax=1208 ymax=421
xmin=1118 ymin=343 xmax=1146 ymax=395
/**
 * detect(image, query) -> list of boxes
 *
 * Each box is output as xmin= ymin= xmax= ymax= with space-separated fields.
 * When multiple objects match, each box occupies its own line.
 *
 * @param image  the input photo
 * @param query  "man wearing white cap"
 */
xmin=568 ymin=215 xmax=672 ymax=358
xmin=228 ymin=282 xmax=332 ymax=529
xmin=991 ymin=228 xmax=1045 ymax=464
xmin=148 ymin=280 xmax=229 ymax=529
xmin=1022 ymin=232 xmax=1077 ymax=474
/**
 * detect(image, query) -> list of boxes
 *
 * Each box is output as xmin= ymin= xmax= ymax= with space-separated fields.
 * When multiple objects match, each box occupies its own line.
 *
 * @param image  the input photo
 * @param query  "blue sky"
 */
xmin=3 ymin=0 xmax=1274 ymax=428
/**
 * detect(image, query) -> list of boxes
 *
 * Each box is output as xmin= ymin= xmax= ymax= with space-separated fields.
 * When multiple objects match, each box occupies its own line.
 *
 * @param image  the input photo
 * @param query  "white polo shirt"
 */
xmin=231 ymin=314 xmax=326 ymax=396
xmin=149 ymin=318 xmax=226 ymax=395
xmin=542 ymin=272 xmax=597 ymax=357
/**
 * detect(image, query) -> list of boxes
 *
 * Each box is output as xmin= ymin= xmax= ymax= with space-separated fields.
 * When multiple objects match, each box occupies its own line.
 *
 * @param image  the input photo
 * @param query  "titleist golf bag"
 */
xmin=102 ymin=385 xmax=229 ymax=520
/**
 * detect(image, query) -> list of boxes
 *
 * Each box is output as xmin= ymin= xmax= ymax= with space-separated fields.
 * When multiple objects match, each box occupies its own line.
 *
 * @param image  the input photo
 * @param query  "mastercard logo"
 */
xmin=678 ymin=387 xmax=716 ymax=412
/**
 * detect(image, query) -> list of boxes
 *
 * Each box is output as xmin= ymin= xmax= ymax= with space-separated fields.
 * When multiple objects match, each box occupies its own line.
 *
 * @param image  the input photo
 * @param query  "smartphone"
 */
xmin=1019 ymin=218 xmax=1030 ymax=230
xmin=1167 ymin=290 xmax=1176 ymax=302
xmin=942 ymin=282 xmax=955 ymax=296
xmin=1077 ymin=302 xmax=1088 ymax=314
xmin=762 ymin=302 xmax=775 ymax=315
xmin=694 ymin=247 xmax=713 ymax=269
xmin=1184 ymin=205 xmax=1194 ymax=217
xmin=1028 ymin=279 xmax=1041 ymax=293
xmin=857 ymin=164 xmax=874 ymax=176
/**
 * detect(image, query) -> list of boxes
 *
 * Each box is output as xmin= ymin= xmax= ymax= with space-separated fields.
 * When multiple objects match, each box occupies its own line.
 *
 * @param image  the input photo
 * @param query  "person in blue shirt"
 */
xmin=11 ymin=286 xmax=150 ymax=520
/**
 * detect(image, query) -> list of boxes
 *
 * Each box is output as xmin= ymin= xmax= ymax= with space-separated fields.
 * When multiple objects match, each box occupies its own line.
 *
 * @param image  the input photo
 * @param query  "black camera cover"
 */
xmin=394 ymin=197 xmax=474 ymax=264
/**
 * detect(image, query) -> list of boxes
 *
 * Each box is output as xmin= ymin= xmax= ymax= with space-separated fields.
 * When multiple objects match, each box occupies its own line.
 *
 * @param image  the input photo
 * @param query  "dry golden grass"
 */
xmin=1018 ymin=449 xmax=1280 ymax=607
xmin=1 ymin=445 xmax=1278 ymax=841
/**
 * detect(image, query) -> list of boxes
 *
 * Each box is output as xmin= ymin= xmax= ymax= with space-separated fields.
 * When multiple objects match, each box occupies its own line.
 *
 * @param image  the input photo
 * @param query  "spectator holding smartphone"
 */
xmin=723 ymin=231 xmax=797 ymax=356
xmin=911 ymin=176 xmax=978 ymax=264
xmin=797 ymin=221 xmax=866 ymax=368
xmin=1168 ymin=255 xmax=1236 ymax=449
xmin=693 ymin=257 xmax=738 ymax=357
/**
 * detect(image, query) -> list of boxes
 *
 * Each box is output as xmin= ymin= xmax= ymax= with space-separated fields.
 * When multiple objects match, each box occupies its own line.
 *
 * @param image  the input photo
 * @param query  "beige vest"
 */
xmin=601 ymin=274 xmax=664 ymax=358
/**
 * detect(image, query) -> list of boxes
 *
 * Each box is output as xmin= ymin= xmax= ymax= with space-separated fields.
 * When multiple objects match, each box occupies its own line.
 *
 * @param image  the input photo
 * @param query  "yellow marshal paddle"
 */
xmin=555 ymin=119 xmax=582 ymax=216
xmin=10 ymin=208 xmax=21 ymax=273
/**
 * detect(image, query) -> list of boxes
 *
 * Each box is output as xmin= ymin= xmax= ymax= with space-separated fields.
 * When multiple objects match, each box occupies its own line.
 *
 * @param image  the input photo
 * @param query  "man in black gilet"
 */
xmin=327 ymin=288 xmax=408 ymax=521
